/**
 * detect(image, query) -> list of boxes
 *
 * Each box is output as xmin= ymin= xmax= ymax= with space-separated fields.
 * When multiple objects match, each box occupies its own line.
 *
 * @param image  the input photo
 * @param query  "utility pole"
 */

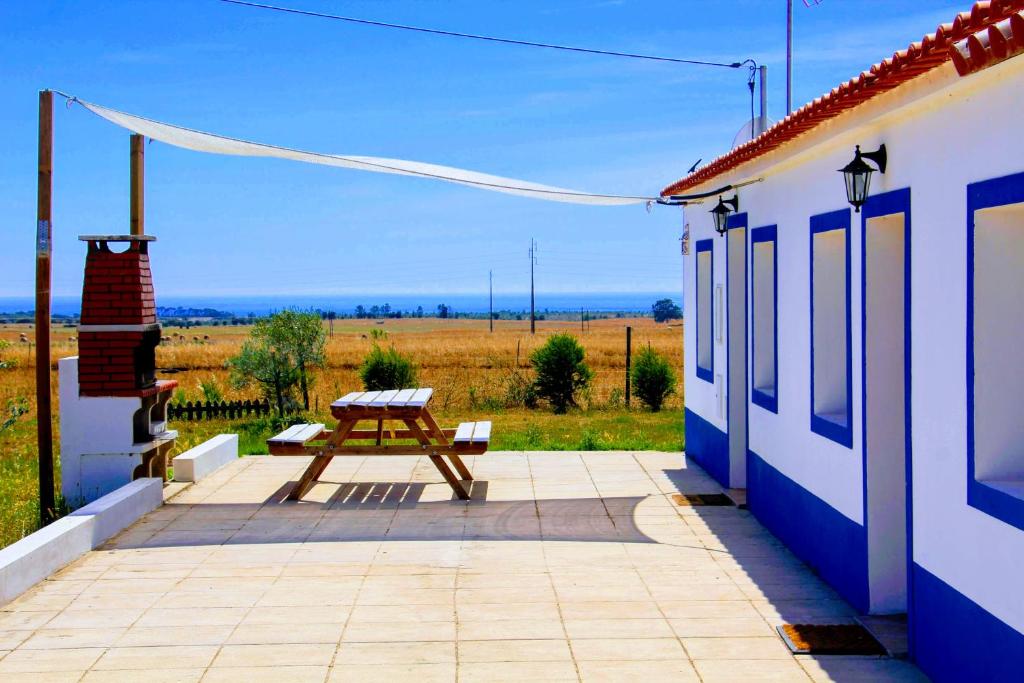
xmin=35 ymin=90 xmax=55 ymax=526
xmin=130 ymin=134 xmax=145 ymax=236
xmin=625 ymin=326 xmax=632 ymax=408
xmin=529 ymin=239 xmax=537 ymax=334
xmin=581 ymin=307 xmax=585 ymax=333
xmin=489 ymin=270 xmax=493 ymax=333
xmin=786 ymin=0 xmax=794 ymax=114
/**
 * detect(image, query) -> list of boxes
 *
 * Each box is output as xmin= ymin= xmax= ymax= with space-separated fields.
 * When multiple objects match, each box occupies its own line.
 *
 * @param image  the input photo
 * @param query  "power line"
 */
xmin=217 ymin=0 xmax=743 ymax=69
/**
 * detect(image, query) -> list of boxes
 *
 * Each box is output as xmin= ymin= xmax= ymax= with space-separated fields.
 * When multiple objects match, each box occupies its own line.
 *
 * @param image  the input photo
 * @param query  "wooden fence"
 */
xmin=168 ymin=399 xmax=272 ymax=421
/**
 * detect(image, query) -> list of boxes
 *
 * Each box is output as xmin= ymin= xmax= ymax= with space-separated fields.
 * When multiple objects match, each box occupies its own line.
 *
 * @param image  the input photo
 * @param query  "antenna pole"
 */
xmin=786 ymin=0 xmax=793 ymax=114
xmin=759 ymin=65 xmax=768 ymax=134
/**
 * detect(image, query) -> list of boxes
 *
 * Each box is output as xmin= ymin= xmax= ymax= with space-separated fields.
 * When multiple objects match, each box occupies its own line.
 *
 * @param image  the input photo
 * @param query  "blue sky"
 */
xmin=0 ymin=0 xmax=962 ymax=299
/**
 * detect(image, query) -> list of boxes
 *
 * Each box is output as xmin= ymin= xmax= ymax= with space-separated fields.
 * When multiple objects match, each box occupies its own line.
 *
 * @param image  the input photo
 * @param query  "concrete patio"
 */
xmin=0 ymin=452 xmax=927 ymax=682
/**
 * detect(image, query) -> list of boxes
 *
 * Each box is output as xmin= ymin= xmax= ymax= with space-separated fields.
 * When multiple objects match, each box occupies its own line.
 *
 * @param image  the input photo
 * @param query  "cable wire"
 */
xmin=217 ymin=0 xmax=743 ymax=69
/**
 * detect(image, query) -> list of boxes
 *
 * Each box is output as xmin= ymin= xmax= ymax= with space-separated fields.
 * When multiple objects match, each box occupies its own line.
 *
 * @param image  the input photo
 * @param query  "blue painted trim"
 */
xmin=684 ymin=408 xmax=730 ymax=487
xmin=695 ymin=238 xmax=714 ymax=383
xmin=966 ymin=170 xmax=1024 ymax=533
xmin=747 ymin=449 xmax=869 ymax=612
xmin=911 ymin=563 xmax=1024 ymax=682
xmin=809 ymin=208 xmax=853 ymax=448
xmin=726 ymin=212 xmax=749 ymax=487
xmin=750 ymin=225 xmax=778 ymax=414
xmin=860 ymin=187 xmax=913 ymax=640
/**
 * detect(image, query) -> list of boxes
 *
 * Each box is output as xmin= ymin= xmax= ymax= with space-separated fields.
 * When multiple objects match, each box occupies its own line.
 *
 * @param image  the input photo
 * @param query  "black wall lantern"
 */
xmin=710 ymin=195 xmax=739 ymax=236
xmin=839 ymin=144 xmax=887 ymax=212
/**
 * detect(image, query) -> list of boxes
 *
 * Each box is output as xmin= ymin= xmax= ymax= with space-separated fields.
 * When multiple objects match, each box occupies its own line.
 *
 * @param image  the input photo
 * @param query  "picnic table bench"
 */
xmin=267 ymin=388 xmax=490 ymax=500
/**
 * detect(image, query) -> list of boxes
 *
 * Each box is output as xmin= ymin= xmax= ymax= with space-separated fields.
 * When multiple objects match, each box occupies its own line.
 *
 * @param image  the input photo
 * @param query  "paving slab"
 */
xmin=0 ymin=452 xmax=927 ymax=681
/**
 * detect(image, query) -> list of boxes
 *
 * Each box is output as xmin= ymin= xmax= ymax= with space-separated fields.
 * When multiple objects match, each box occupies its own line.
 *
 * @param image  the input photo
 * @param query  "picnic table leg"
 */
xmin=429 ymin=455 xmax=471 ymax=500
xmin=404 ymin=418 xmax=472 ymax=500
xmin=288 ymin=456 xmax=332 ymax=501
xmin=287 ymin=419 xmax=357 ymax=501
xmin=419 ymin=410 xmax=474 ymax=481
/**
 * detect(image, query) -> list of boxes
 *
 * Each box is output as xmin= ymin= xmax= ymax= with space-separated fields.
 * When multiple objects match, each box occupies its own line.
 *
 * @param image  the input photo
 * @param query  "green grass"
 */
xmin=0 ymin=408 xmax=684 ymax=548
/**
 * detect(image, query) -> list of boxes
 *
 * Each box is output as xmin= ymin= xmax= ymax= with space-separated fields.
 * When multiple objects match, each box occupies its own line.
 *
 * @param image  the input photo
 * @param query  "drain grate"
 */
xmin=671 ymin=493 xmax=735 ymax=506
xmin=777 ymin=623 xmax=887 ymax=655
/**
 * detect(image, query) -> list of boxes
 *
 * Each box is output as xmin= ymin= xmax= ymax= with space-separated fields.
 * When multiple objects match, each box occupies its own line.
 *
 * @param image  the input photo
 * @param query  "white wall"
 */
xmin=752 ymin=240 xmax=776 ymax=395
xmin=682 ymin=57 xmax=1024 ymax=631
xmin=728 ymin=227 xmax=747 ymax=486
xmin=865 ymin=213 xmax=907 ymax=614
xmin=972 ymin=203 xmax=1024 ymax=483
xmin=811 ymin=228 xmax=849 ymax=424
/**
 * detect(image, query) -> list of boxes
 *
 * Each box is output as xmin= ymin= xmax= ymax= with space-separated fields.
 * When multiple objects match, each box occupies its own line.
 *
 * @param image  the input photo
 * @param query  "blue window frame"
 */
xmin=751 ymin=225 xmax=778 ymax=413
xmin=695 ymin=239 xmax=714 ymax=382
xmin=967 ymin=170 xmax=1024 ymax=532
xmin=810 ymin=209 xmax=853 ymax=447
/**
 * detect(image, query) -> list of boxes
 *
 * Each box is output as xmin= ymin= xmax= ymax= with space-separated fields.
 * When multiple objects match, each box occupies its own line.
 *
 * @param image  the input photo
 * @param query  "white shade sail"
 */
xmin=63 ymin=94 xmax=654 ymax=207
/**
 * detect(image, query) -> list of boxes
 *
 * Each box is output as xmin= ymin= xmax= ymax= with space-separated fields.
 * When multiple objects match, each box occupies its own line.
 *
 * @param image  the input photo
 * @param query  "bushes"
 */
xmin=631 ymin=346 xmax=677 ymax=412
xmin=530 ymin=334 xmax=592 ymax=414
xmin=360 ymin=344 xmax=418 ymax=390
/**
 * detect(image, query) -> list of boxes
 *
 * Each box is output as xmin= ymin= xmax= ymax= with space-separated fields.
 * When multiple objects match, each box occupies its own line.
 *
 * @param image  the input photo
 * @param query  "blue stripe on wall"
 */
xmin=747 ymin=450 xmax=869 ymax=613
xmin=684 ymin=408 xmax=729 ymax=487
xmin=912 ymin=563 xmax=1024 ymax=682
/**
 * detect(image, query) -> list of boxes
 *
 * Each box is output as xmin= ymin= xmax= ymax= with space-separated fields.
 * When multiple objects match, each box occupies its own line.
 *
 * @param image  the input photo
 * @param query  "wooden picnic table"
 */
xmin=267 ymin=388 xmax=491 ymax=501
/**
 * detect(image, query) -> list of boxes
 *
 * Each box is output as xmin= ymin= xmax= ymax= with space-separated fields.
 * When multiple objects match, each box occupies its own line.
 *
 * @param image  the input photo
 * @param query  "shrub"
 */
xmin=503 ymin=369 xmax=538 ymax=408
xmin=198 ymin=376 xmax=223 ymax=403
xmin=359 ymin=344 xmax=417 ymax=391
xmin=631 ymin=345 xmax=677 ymax=411
xmin=530 ymin=333 xmax=592 ymax=414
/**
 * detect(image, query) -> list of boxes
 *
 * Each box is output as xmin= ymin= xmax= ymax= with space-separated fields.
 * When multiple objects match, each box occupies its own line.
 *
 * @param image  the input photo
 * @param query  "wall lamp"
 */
xmin=839 ymin=144 xmax=887 ymax=212
xmin=710 ymin=195 xmax=739 ymax=236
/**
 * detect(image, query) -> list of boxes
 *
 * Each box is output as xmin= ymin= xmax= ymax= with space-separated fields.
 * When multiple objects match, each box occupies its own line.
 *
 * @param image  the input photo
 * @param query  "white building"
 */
xmin=665 ymin=2 xmax=1024 ymax=680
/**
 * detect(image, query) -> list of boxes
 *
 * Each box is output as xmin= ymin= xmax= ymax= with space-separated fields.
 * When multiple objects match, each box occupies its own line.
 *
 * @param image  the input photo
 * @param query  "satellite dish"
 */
xmin=731 ymin=118 xmax=776 ymax=149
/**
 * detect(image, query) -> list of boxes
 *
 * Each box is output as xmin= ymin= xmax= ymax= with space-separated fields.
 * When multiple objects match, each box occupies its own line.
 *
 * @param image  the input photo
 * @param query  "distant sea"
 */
xmin=0 ymin=292 xmax=680 ymax=317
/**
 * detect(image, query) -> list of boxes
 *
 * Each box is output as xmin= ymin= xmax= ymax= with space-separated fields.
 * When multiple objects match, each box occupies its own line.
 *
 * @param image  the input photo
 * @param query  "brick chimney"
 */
xmin=77 ymin=235 xmax=161 ymax=397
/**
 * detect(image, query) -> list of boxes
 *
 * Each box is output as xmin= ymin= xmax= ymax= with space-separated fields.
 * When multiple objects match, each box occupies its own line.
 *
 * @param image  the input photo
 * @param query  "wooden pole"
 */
xmin=130 ymin=134 xmax=144 ymax=236
xmin=489 ymin=270 xmax=493 ymax=333
xmin=625 ymin=325 xmax=632 ymax=408
xmin=35 ymin=90 xmax=56 ymax=526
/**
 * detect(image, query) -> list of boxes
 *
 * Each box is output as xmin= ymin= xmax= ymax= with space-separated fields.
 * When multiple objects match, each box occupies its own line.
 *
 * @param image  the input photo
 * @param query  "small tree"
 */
xmin=360 ymin=344 xmax=418 ymax=391
xmin=228 ymin=341 xmax=299 ymax=417
xmin=631 ymin=346 xmax=677 ymax=412
xmin=265 ymin=310 xmax=326 ymax=411
xmin=530 ymin=333 xmax=592 ymax=414
xmin=652 ymin=298 xmax=683 ymax=323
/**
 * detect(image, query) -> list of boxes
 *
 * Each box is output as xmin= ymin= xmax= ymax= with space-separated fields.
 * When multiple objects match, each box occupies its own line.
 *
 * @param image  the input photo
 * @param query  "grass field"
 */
xmin=0 ymin=316 xmax=684 ymax=547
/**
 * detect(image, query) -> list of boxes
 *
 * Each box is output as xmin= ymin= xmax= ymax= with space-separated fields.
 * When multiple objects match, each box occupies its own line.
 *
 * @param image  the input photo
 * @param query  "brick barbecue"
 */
xmin=59 ymin=235 xmax=178 ymax=505
xmin=77 ymin=235 xmax=161 ymax=396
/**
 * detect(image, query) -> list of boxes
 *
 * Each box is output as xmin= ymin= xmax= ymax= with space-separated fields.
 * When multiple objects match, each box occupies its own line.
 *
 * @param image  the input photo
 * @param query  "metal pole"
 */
xmin=35 ymin=90 xmax=56 ymax=526
xmin=625 ymin=326 xmax=632 ymax=407
xmin=130 ymin=134 xmax=145 ymax=236
xmin=759 ymin=65 xmax=768 ymax=134
xmin=489 ymin=270 xmax=493 ymax=332
xmin=786 ymin=0 xmax=793 ymax=114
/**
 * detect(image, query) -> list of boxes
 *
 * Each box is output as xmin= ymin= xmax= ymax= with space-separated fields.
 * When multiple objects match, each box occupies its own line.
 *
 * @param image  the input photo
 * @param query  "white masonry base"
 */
xmin=58 ymin=357 xmax=177 ymax=506
xmin=172 ymin=434 xmax=239 ymax=482
xmin=0 ymin=478 xmax=163 ymax=606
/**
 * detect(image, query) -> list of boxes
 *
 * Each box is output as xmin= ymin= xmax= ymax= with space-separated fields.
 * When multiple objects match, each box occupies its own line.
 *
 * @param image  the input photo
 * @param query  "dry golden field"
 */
xmin=0 ymin=316 xmax=684 ymax=546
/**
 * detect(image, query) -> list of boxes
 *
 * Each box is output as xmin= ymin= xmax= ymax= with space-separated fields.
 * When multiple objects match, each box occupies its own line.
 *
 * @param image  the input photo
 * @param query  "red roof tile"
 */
xmin=661 ymin=0 xmax=1024 ymax=197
